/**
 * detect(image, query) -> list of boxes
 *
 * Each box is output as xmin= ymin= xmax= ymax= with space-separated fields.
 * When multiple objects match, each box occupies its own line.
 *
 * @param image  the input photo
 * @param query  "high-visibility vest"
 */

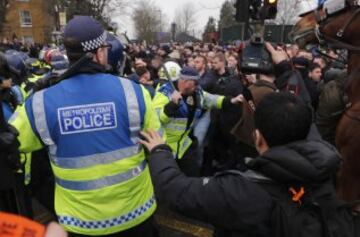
xmin=23 ymin=74 xmax=157 ymax=235
xmin=153 ymin=82 xmax=224 ymax=159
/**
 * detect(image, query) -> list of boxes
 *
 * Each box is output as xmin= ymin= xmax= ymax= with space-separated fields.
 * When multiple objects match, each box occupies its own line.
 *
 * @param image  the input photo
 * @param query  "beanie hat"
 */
xmin=64 ymin=16 xmax=107 ymax=53
xmin=180 ymin=67 xmax=199 ymax=81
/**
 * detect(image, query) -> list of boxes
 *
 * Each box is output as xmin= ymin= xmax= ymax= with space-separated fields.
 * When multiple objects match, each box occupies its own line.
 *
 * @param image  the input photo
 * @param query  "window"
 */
xmin=23 ymin=35 xmax=33 ymax=44
xmin=19 ymin=10 xmax=32 ymax=27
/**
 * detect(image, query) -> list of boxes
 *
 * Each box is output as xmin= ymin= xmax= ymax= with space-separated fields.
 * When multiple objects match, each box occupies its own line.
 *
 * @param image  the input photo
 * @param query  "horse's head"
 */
xmin=291 ymin=0 xmax=360 ymax=50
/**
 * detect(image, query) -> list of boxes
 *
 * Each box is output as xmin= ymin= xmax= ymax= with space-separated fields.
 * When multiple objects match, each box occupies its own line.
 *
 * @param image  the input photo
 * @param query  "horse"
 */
xmin=291 ymin=0 xmax=360 ymax=204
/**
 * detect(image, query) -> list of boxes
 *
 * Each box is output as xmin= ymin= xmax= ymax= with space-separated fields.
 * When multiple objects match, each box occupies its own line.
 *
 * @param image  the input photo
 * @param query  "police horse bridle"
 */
xmin=293 ymin=0 xmax=360 ymax=52
xmin=293 ymin=0 xmax=360 ymax=121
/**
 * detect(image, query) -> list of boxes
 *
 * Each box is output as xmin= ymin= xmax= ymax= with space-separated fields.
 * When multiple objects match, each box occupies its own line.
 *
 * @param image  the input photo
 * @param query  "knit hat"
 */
xmin=180 ymin=67 xmax=200 ymax=81
xmin=64 ymin=16 xmax=107 ymax=53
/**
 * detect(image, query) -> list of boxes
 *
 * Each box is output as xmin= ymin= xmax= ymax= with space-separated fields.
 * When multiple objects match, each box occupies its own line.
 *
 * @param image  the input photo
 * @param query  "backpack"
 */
xmin=258 ymin=182 xmax=360 ymax=237
xmin=231 ymin=170 xmax=360 ymax=237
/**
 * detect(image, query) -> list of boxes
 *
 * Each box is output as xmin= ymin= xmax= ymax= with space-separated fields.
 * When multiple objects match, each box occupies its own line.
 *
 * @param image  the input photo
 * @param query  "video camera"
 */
xmin=235 ymin=0 xmax=278 ymax=75
xmin=240 ymin=35 xmax=274 ymax=74
xmin=234 ymin=0 xmax=278 ymax=22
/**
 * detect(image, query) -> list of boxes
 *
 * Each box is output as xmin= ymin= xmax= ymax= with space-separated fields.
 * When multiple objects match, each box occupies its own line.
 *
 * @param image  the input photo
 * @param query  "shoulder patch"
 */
xmin=158 ymin=83 xmax=174 ymax=97
xmin=57 ymin=102 xmax=117 ymax=135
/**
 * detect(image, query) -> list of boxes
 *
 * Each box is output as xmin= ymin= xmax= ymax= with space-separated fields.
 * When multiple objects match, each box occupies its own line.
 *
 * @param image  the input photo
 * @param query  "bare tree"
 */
xmin=132 ymin=0 xmax=163 ymax=42
xmin=50 ymin=0 xmax=133 ymax=27
xmin=106 ymin=0 xmax=135 ymax=30
xmin=174 ymin=2 xmax=197 ymax=34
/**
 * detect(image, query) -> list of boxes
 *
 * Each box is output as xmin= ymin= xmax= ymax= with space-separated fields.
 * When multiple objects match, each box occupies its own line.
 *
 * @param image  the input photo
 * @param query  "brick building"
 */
xmin=1 ymin=0 xmax=56 ymax=44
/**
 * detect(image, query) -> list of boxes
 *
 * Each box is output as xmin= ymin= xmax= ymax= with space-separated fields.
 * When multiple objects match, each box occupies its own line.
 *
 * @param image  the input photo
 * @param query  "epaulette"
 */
xmin=158 ymin=82 xmax=174 ymax=97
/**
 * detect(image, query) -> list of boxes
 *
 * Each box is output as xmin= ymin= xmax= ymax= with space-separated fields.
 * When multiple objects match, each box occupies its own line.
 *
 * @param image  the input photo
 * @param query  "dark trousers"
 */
xmin=69 ymin=216 xmax=159 ymax=237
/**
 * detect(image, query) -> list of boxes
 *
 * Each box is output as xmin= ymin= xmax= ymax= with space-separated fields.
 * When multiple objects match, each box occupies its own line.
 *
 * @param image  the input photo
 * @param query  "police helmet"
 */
xmin=24 ymin=58 xmax=51 ymax=76
xmin=106 ymin=32 xmax=125 ymax=74
xmin=0 ymin=52 xmax=12 ymax=80
xmin=158 ymin=61 xmax=182 ymax=81
xmin=4 ymin=50 xmax=29 ymax=81
xmin=50 ymin=53 xmax=69 ymax=71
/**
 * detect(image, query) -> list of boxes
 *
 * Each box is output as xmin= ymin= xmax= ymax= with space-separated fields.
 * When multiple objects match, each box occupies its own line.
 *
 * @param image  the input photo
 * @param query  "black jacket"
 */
xmin=148 ymin=127 xmax=341 ymax=237
xmin=199 ymin=69 xmax=216 ymax=93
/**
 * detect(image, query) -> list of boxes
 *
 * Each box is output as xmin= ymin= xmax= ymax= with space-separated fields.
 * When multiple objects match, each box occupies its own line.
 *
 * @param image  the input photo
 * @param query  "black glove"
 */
xmin=0 ymin=125 xmax=21 ymax=170
xmin=164 ymin=101 xmax=180 ymax=117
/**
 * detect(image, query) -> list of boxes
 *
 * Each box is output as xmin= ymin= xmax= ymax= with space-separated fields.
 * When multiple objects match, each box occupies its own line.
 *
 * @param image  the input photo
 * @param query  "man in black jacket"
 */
xmin=205 ymin=52 xmax=244 ymax=173
xmin=140 ymin=93 xmax=341 ymax=237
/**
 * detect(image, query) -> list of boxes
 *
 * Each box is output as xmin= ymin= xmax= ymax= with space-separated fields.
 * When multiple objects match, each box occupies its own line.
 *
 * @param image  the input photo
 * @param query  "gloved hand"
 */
xmin=0 ymin=125 xmax=21 ymax=170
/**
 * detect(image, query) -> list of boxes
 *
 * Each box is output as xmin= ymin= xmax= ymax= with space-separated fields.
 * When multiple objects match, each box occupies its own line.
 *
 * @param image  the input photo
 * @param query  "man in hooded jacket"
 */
xmin=139 ymin=92 xmax=341 ymax=237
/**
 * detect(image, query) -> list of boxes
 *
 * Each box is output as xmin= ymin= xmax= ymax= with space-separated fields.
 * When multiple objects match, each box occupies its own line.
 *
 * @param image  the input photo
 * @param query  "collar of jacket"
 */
xmin=65 ymin=61 xmax=106 ymax=79
xmin=246 ymin=127 xmax=341 ymax=184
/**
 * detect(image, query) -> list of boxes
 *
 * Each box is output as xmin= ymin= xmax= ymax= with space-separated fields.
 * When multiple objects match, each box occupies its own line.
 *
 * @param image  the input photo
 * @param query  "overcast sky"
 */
xmin=114 ymin=0 xmax=227 ymax=39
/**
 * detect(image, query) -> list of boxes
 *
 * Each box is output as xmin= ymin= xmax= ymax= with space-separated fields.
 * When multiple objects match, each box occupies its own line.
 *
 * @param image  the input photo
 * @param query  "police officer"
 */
xmin=0 ymin=52 xmax=29 ymax=217
xmin=10 ymin=16 xmax=161 ymax=237
xmin=152 ymin=67 xmax=243 ymax=176
xmin=0 ymin=52 xmax=24 ymax=121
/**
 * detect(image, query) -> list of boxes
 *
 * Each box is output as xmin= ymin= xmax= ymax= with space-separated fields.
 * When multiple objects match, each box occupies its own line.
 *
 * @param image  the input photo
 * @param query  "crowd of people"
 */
xmin=0 ymin=15 xmax=356 ymax=237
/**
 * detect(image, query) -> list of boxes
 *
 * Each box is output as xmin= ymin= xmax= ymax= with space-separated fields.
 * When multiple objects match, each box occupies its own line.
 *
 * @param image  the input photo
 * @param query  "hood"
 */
xmin=247 ymin=126 xmax=341 ymax=184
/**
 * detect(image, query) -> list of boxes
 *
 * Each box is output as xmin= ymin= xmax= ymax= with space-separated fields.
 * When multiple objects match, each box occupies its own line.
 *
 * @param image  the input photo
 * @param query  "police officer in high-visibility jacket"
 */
xmin=9 ymin=16 xmax=162 ymax=236
xmin=152 ymin=67 xmax=243 ymax=176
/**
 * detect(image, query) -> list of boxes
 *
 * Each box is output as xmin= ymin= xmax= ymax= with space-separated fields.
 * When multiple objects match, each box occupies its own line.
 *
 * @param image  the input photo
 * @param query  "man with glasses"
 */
xmin=9 ymin=16 xmax=161 ymax=237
